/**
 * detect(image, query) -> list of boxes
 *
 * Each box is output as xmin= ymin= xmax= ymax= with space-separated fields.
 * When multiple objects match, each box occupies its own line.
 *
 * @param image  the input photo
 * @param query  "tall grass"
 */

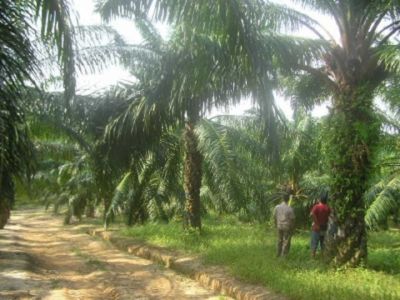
xmin=121 ymin=215 xmax=400 ymax=300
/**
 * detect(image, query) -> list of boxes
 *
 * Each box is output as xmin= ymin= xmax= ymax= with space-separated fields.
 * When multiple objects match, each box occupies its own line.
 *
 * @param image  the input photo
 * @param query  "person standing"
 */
xmin=273 ymin=193 xmax=295 ymax=257
xmin=310 ymin=192 xmax=331 ymax=257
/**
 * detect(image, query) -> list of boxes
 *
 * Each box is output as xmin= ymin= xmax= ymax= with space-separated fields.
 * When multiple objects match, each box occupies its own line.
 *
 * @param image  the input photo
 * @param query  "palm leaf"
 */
xmin=365 ymin=176 xmax=400 ymax=228
xmin=35 ymin=0 xmax=76 ymax=109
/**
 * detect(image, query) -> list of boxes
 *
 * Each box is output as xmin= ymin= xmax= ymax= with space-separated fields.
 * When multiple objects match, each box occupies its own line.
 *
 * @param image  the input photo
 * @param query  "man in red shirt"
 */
xmin=310 ymin=192 xmax=331 ymax=257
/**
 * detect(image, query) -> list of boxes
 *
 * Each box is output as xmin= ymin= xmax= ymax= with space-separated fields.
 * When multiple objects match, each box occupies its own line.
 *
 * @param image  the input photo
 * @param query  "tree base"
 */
xmin=326 ymin=217 xmax=367 ymax=267
xmin=0 ymin=201 xmax=10 ymax=229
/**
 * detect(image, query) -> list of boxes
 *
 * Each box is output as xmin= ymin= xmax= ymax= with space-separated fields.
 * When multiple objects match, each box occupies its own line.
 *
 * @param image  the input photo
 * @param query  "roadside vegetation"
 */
xmin=119 ymin=215 xmax=400 ymax=300
xmin=1 ymin=1 xmax=400 ymax=299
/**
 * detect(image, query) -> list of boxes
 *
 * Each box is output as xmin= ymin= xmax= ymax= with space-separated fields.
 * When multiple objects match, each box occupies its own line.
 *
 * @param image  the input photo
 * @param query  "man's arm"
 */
xmin=311 ymin=205 xmax=319 ymax=231
xmin=310 ymin=206 xmax=318 ymax=223
xmin=289 ymin=207 xmax=295 ymax=231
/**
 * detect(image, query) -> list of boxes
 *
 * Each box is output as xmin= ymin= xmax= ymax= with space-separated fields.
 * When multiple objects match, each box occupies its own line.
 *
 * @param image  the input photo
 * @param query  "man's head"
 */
xmin=319 ymin=191 xmax=328 ymax=204
xmin=283 ymin=193 xmax=290 ymax=203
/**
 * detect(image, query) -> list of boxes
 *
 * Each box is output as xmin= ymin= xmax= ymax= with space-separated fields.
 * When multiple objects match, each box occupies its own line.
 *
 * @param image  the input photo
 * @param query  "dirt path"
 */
xmin=0 ymin=210 xmax=226 ymax=299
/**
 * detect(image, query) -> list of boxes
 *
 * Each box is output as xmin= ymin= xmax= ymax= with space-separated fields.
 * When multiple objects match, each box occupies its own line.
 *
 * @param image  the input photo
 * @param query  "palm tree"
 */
xmin=104 ymin=114 xmax=275 ymax=226
xmin=105 ymin=130 xmax=184 ymax=226
xmin=278 ymin=1 xmax=400 ymax=265
xmin=1 ymin=0 xmax=129 ymax=226
xmin=96 ymin=0 xmax=321 ymax=230
xmin=101 ymin=28 xmax=258 ymax=229
xmin=0 ymin=0 xmax=75 ymax=227
xmin=26 ymin=84 xmax=135 ymax=222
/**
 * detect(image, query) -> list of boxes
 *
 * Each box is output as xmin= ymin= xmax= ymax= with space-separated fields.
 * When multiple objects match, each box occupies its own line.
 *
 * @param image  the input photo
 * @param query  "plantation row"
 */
xmin=1 ymin=0 xmax=400 ymax=269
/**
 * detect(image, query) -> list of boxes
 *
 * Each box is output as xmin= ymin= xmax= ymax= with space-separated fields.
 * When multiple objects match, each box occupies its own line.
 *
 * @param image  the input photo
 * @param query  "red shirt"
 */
xmin=311 ymin=203 xmax=331 ymax=229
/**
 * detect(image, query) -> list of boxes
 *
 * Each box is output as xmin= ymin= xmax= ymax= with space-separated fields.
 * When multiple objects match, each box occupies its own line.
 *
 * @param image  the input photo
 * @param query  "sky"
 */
xmin=71 ymin=0 xmax=334 ymax=119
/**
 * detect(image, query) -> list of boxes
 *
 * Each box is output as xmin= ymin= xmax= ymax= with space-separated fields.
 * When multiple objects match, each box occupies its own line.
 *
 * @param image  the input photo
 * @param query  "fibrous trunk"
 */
xmin=0 ymin=199 xmax=10 ymax=229
xmin=327 ymin=88 xmax=379 ymax=266
xmin=184 ymin=121 xmax=203 ymax=230
xmin=0 ymin=173 xmax=13 ymax=229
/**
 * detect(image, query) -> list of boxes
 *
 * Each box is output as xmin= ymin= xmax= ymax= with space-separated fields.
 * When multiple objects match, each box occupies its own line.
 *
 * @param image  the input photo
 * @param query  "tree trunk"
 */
xmin=0 ymin=173 xmax=13 ymax=229
xmin=183 ymin=117 xmax=203 ymax=230
xmin=103 ymin=196 xmax=112 ymax=221
xmin=327 ymin=87 xmax=379 ymax=266
xmin=85 ymin=202 xmax=95 ymax=218
xmin=0 ymin=198 xmax=10 ymax=229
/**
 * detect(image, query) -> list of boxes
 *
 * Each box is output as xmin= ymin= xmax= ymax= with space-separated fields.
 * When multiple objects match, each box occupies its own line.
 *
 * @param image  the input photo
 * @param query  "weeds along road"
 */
xmin=0 ymin=209 xmax=225 ymax=300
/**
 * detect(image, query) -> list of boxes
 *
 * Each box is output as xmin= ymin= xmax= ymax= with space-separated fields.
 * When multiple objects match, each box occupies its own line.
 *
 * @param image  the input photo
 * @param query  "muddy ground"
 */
xmin=0 ymin=210 xmax=227 ymax=299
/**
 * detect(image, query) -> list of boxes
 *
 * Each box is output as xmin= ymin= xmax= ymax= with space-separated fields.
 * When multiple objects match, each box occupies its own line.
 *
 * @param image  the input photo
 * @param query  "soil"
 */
xmin=0 ymin=209 xmax=226 ymax=299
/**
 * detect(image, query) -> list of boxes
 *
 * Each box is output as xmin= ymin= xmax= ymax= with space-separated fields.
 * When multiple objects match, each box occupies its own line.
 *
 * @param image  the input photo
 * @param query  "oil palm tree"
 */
xmin=3 ymin=0 xmax=130 ymax=224
xmin=105 ymin=115 xmax=275 ymax=226
xmin=105 ymin=130 xmax=184 ymax=226
xmin=0 ymin=0 xmax=75 ymax=227
xmin=97 ymin=0 xmax=322 ymax=230
xmin=278 ymin=1 xmax=400 ymax=265
xmin=26 ymin=83 xmax=135 ymax=222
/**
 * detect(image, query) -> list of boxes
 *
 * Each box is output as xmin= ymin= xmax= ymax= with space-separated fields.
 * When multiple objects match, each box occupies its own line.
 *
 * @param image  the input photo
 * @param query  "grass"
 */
xmin=119 ymin=215 xmax=400 ymax=300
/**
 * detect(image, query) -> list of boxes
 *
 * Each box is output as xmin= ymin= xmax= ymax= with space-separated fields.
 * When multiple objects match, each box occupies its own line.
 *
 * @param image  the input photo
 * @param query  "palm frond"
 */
xmin=0 ymin=90 xmax=36 ymax=179
xmin=105 ymin=171 xmax=134 ymax=226
xmin=134 ymin=17 xmax=164 ymax=51
xmin=378 ymin=44 xmax=400 ymax=75
xmin=281 ymin=73 xmax=331 ymax=111
xmin=365 ymin=176 xmax=400 ymax=228
xmin=35 ymin=0 xmax=76 ymax=109
xmin=0 ymin=0 xmax=37 ymax=89
xmin=196 ymin=119 xmax=250 ymax=213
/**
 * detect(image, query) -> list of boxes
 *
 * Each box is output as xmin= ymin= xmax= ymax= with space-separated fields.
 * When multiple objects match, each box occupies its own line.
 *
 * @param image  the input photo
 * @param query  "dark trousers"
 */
xmin=311 ymin=230 xmax=326 ymax=253
xmin=277 ymin=228 xmax=292 ymax=257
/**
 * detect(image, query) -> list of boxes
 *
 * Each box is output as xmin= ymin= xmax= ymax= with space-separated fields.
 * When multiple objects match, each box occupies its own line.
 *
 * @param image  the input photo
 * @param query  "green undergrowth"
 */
xmin=119 ymin=215 xmax=400 ymax=300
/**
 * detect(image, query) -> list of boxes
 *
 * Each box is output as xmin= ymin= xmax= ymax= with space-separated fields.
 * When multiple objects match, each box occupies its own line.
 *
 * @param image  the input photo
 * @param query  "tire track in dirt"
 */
xmin=0 ymin=209 xmax=227 ymax=299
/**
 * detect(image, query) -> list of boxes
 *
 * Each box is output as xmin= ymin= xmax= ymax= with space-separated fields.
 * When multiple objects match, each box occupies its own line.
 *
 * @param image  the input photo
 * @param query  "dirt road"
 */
xmin=0 ymin=210 xmax=225 ymax=299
